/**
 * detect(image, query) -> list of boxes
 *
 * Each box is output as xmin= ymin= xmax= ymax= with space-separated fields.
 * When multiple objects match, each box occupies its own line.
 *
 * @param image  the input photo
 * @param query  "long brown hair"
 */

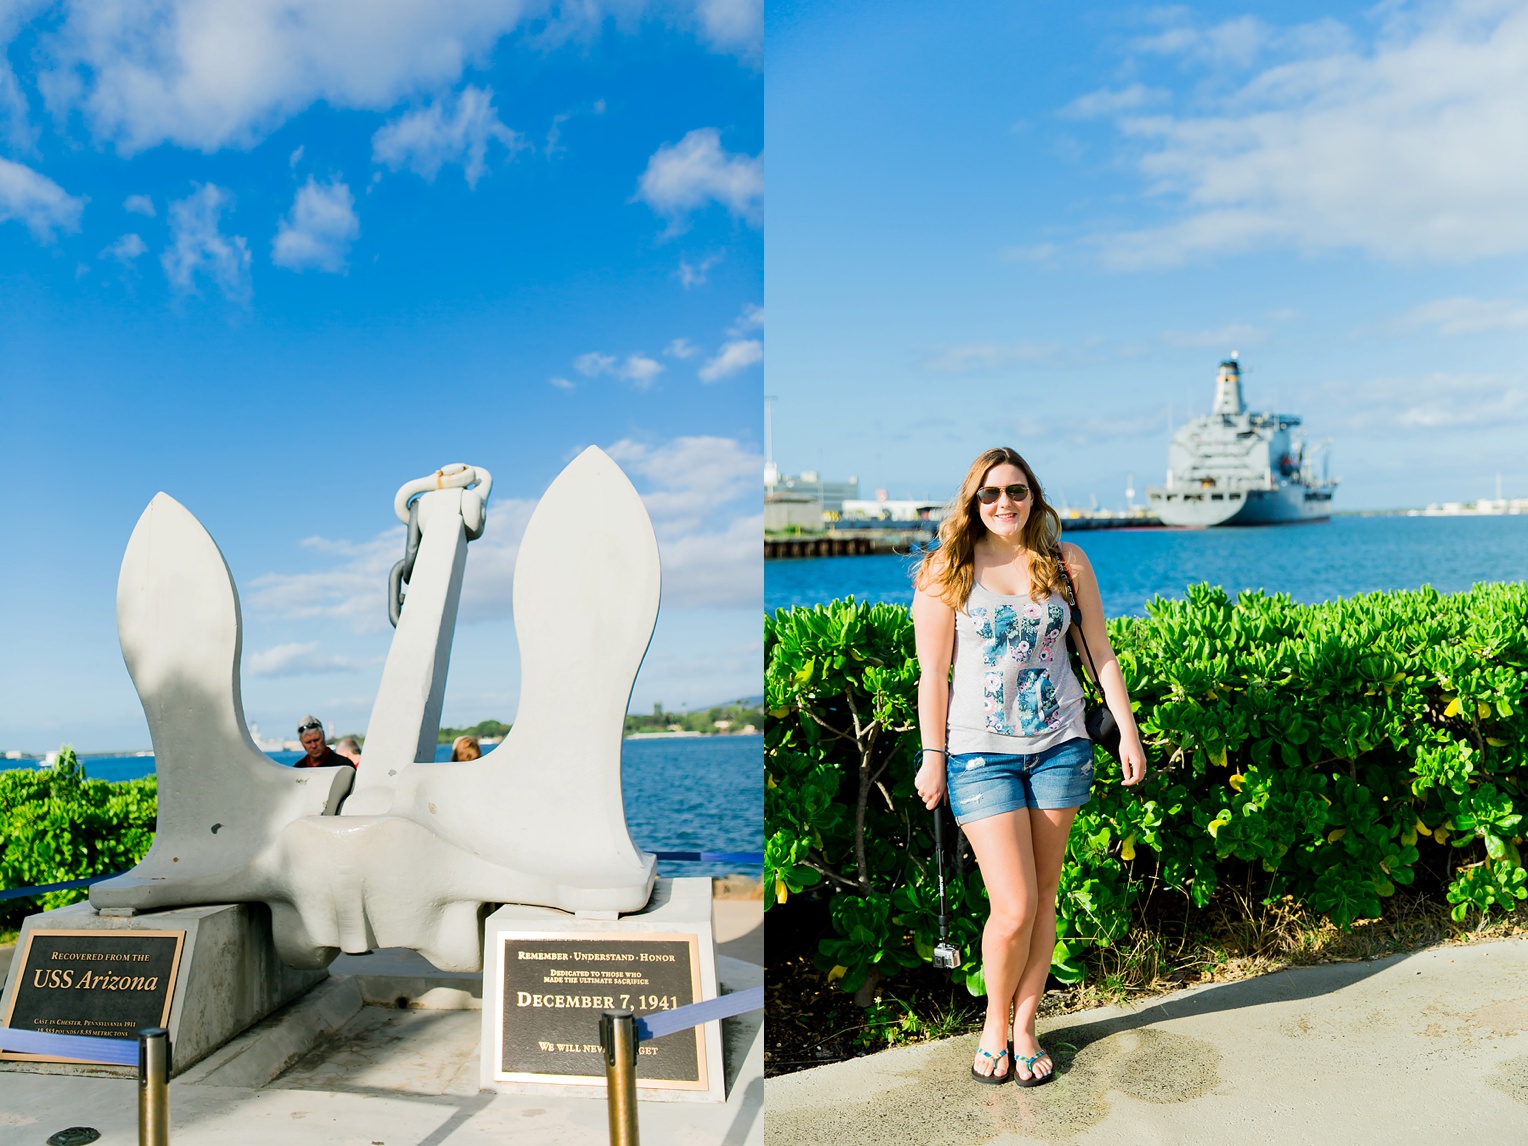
xmin=916 ymin=447 xmax=1063 ymax=607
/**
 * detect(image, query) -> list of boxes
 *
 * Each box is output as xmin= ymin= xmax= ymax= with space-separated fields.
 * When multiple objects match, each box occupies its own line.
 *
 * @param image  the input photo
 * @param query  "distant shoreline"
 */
xmin=624 ymin=729 xmax=758 ymax=739
xmin=2 ymin=730 xmax=765 ymax=761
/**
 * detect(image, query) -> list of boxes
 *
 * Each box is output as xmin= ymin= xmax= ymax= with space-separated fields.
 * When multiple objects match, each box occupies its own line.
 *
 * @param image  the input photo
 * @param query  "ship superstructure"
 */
xmin=1145 ymin=358 xmax=1337 ymax=527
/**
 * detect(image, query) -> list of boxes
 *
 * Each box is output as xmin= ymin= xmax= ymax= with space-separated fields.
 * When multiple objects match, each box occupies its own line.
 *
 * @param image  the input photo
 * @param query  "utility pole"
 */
xmin=764 ymin=395 xmax=778 ymax=488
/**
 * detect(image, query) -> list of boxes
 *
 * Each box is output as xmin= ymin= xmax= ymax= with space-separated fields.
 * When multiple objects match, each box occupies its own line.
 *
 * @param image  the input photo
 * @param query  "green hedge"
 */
xmin=764 ymin=583 xmax=1528 ymax=998
xmin=0 ymin=748 xmax=157 ymax=930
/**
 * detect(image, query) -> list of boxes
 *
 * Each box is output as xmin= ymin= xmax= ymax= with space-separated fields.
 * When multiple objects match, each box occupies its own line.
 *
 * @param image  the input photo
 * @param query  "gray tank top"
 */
xmin=946 ymin=580 xmax=1088 ymax=754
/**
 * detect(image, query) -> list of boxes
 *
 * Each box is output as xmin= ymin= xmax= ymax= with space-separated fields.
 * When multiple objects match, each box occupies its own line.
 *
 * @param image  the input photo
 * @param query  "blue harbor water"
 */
xmin=2 ymin=736 xmax=762 ymax=880
xmin=767 ymin=515 xmax=1528 ymax=614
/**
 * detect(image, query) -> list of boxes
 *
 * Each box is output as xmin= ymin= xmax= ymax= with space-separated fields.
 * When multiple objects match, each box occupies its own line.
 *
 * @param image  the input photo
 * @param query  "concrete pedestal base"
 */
xmin=0 ymin=901 xmax=325 ymax=1077
xmin=481 ymin=876 xmax=726 ymax=1102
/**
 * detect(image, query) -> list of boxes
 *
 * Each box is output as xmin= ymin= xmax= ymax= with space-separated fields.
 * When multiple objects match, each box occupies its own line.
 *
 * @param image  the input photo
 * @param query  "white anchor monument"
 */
xmin=92 ymin=449 xmax=658 ymax=971
xmin=1 ymin=450 xmax=730 ymax=1099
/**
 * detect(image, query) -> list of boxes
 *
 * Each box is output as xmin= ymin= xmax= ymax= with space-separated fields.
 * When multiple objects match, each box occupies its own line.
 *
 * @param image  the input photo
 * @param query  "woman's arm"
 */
xmin=911 ymin=577 xmax=957 ymax=810
xmin=1059 ymin=543 xmax=1147 ymax=786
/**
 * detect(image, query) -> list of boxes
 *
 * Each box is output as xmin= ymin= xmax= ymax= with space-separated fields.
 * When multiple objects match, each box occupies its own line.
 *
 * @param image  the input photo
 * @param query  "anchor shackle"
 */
xmin=393 ymin=463 xmax=493 ymax=526
xmin=389 ymin=463 xmax=494 ymax=627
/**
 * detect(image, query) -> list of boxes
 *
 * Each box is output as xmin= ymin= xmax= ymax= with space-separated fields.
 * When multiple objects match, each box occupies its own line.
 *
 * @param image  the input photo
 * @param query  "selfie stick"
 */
xmin=932 ymin=802 xmax=961 ymax=970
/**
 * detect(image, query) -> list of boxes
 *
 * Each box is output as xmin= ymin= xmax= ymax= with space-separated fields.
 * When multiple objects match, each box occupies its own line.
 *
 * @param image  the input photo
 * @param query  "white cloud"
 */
xmin=101 ymin=232 xmax=146 ymax=263
xmin=1132 ymin=12 xmax=1352 ymax=69
xmin=246 ymin=642 xmax=363 ymax=678
xmin=572 ymin=350 xmax=665 ymax=388
xmin=248 ymin=498 xmax=538 ymax=633
xmin=36 ymin=3 xmax=528 ymax=153
xmin=652 ymin=510 xmax=763 ymax=608
xmin=247 ymin=530 xmax=400 ymax=631
xmin=635 ymin=127 xmax=761 ymax=228
xmin=1095 ymin=2 xmax=1528 ymax=265
xmin=679 ymin=251 xmax=721 ymax=287
xmin=246 ymin=434 xmax=760 ymax=627
xmin=620 ymin=354 xmax=664 ymax=387
xmin=575 ymin=352 xmax=617 ymax=377
xmin=0 ymin=156 xmax=84 ymax=240
xmin=272 ymin=177 xmax=359 ymax=273
xmin=698 ymin=338 xmax=762 ymax=381
xmin=1314 ymin=373 xmax=1528 ymax=434
xmin=1015 ymin=407 xmax=1176 ymax=446
xmin=549 ymin=375 xmax=575 ymax=390
xmin=728 ymin=302 xmax=763 ymax=335
xmin=0 ymin=3 xmax=41 ymax=151
xmin=665 ymin=337 xmax=699 ymax=359
xmin=1063 ymin=83 xmax=1162 ymax=119
xmin=999 ymin=242 xmax=1060 ymax=264
xmin=22 ymin=2 xmax=756 ymax=155
xmin=692 ymin=0 xmax=761 ymax=60
xmin=607 ymin=436 xmax=759 ymax=532
xmin=161 ymin=183 xmax=250 ymax=301
xmin=605 ymin=435 xmax=763 ymax=608
xmin=925 ymin=341 xmax=1059 ymax=373
xmin=1162 ymin=322 xmax=1263 ymax=348
xmin=545 ymin=97 xmax=604 ymax=156
xmin=1402 ymin=297 xmax=1528 ymax=336
xmin=372 ymin=85 xmax=523 ymax=187
xmin=0 ymin=60 xmax=33 ymax=154
xmin=122 ymin=193 xmax=155 ymax=216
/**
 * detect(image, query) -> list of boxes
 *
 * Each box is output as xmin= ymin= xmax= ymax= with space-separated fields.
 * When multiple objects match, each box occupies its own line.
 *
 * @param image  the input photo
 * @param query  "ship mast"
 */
xmin=1213 ymin=354 xmax=1244 ymax=417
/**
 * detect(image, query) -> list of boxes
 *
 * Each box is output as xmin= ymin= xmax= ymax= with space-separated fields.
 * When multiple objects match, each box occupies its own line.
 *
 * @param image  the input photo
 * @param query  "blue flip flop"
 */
xmin=1013 ymin=1048 xmax=1054 ymax=1087
xmin=970 ymin=1045 xmax=1011 ymax=1085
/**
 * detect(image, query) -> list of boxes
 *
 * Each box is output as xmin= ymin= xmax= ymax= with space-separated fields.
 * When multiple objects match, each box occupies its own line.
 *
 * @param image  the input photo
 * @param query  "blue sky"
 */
xmin=768 ymin=0 xmax=1528 ymax=512
xmin=0 ymin=1 xmax=762 ymax=753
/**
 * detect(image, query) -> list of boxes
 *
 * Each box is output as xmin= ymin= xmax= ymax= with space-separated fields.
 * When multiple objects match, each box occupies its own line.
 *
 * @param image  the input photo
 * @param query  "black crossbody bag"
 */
xmin=1055 ymin=550 xmax=1122 ymax=761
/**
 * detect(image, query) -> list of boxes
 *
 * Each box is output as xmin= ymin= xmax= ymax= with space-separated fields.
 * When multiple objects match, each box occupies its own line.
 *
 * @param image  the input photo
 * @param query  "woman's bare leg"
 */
xmin=1007 ymin=805 xmax=1078 ymax=1080
xmin=959 ymin=808 xmax=1038 ymax=1079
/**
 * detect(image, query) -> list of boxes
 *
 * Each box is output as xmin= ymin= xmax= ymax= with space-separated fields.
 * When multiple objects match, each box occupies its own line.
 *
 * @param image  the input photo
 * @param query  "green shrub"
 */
xmin=765 ymin=583 xmax=1528 ymax=999
xmin=0 ymin=747 xmax=157 ymax=930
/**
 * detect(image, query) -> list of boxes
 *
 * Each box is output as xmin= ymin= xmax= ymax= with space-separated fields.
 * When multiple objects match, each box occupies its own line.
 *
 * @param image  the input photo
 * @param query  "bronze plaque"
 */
xmin=494 ymin=931 xmax=706 ymax=1090
xmin=0 ymin=929 xmax=185 ymax=1062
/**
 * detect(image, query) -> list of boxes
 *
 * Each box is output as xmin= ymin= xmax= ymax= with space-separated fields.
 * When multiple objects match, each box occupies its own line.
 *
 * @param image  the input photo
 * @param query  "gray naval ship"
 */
xmin=1146 ymin=357 xmax=1337 ymax=527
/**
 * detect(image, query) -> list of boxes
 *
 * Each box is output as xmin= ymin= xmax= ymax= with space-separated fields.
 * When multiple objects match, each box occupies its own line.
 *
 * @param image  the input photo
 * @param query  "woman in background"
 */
xmin=451 ymin=735 xmax=482 ymax=761
xmin=912 ymin=446 xmax=1147 ymax=1086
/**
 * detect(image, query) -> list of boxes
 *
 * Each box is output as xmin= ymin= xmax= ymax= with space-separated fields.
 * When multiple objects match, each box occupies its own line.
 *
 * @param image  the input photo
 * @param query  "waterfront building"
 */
xmin=840 ymin=497 xmax=945 ymax=523
xmin=766 ymin=492 xmax=826 ymax=531
xmin=765 ymin=469 xmax=859 ymax=516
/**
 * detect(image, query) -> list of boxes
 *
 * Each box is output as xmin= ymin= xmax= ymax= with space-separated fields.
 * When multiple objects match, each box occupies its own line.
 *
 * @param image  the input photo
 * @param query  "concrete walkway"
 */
xmin=766 ymin=936 xmax=1528 ymax=1145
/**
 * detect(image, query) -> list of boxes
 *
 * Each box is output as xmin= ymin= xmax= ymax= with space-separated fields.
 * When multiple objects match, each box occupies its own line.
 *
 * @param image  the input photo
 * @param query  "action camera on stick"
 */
xmin=932 ymin=802 xmax=962 ymax=970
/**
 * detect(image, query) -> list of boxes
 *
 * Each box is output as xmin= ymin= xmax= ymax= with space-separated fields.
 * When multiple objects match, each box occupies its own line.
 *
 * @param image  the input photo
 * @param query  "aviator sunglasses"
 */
xmin=975 ymin=483 xmax=1030 ymax=505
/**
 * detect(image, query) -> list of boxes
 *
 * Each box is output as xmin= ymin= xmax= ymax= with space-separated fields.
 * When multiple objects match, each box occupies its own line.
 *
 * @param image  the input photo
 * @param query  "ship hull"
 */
xmin=1147 ymin=484 xmax=1332 ymax=528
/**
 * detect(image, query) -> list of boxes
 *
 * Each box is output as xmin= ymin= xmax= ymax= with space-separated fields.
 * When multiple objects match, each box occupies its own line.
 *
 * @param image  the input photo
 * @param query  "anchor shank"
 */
xmin=348 ymin=487 xmax=469 ymax=814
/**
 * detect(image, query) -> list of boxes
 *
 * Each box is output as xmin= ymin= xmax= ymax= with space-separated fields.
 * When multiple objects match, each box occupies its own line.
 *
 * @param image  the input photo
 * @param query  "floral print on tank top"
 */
xmin=969 ymin=599 xmax=1068 ymax=736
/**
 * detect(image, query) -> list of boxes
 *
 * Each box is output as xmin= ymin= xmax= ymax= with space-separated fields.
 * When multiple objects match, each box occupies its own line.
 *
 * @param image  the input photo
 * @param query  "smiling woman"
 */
xmin=909 ymin=447 xmax=1146 ymax=1085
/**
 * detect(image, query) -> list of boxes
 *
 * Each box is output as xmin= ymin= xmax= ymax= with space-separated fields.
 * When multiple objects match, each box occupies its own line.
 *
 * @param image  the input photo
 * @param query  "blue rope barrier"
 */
xmin=651 ymin=851 xmax=763 ymax=864
xmin=0 ymin=1026 xmax=141 ymax=1067
xmin=634 ymin=985 xmax=764 ymax=1042
xmin=0 ymin=873 xmax=125 ymax=902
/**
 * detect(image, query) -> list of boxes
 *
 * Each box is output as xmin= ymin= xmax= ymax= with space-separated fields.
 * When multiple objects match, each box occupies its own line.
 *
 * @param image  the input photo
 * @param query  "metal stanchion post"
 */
xmin=138 ymin=1027 xmax=170 ymax=1146
xmin=599 ymin=1009 xmax=640 ymax=1146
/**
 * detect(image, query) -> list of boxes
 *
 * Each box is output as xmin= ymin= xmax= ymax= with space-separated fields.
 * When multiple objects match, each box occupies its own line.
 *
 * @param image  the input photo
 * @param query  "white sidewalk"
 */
xmin=766 ymin=935 xmax=1528 ymax=1145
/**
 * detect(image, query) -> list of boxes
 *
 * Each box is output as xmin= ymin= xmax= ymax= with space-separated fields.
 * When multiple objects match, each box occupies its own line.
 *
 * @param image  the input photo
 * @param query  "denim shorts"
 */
xmin=945 ymin=737 xmax=1094 ymax=824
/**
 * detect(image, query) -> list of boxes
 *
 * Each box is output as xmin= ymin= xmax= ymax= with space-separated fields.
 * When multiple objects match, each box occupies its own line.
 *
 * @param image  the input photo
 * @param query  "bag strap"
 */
xmin=1054 ymin=547 xmax=1104 ymax=694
